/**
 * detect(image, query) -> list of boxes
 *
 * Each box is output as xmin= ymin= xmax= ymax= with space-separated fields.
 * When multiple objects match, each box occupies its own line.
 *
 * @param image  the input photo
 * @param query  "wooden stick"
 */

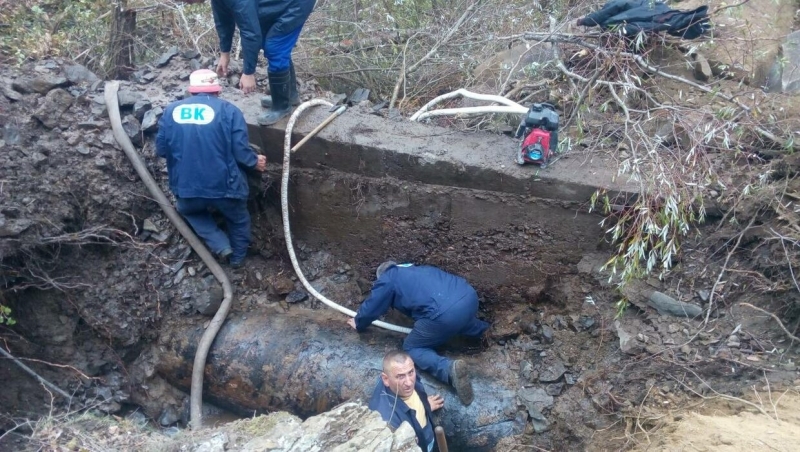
xmin=0 ymin=347 xmax=70 ymax=399
xmin=291 ymin=105 xmax=346 ymax=152
xmin=435 ymin=426 xmax=449 ymax=452
xmin=739 ymin=303 xmax=800 ymax=343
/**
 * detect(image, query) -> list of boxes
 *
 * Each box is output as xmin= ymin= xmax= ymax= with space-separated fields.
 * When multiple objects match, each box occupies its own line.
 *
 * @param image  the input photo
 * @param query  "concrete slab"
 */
xmin=222 ymin=94 xmax=635 ymax=203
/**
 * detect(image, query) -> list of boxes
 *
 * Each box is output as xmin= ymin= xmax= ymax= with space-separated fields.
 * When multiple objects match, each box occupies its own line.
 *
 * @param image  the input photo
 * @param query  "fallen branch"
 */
xmin=513 ymin=31 xmax=795 ymax=150
xmin=739 ymin=302 xmax=800 ymax=343
xmin=704 ymin=216 xmax=756 ymax=326
xmin=388 ymin=1 xmax=478 ymax=110
xmin=0 ymin=347 xmax=71 ymax=399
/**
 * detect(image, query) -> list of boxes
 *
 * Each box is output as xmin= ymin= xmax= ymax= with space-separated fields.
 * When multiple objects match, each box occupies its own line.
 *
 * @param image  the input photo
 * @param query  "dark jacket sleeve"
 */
xmin=155 ymin=108 xmax=170 ymax=158
xmin=228 ymin=104 xmax=257 ymax=169
xmin=211 ymin=0 xmax=262 ymax=75
xmin=354 ymin=278 xmax=394 ymax=331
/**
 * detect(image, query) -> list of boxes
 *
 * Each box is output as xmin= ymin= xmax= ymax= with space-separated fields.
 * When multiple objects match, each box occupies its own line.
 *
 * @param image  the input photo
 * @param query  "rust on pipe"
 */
xmin=154 ymin=308 xmax=524 ymax=451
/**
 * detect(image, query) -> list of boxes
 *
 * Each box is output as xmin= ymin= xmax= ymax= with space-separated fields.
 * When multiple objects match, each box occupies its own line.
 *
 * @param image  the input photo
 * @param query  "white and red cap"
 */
xmin=188 ymin=69 xmax=222 ymax=94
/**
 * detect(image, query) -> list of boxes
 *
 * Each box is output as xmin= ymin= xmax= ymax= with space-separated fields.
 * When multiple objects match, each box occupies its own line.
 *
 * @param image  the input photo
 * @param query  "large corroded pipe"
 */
xmin=155 ymin=308 xmax=524 ymax=451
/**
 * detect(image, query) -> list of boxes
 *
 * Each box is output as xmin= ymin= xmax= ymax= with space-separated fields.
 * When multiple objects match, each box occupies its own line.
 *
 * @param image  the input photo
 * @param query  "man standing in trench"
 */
xmin=369 ymin=350 xmax=444 ymax=452
xmin=348 ymin=262 xmax=490 ymax=405
xmin=156 ymin=69 xmax=267 ymax=268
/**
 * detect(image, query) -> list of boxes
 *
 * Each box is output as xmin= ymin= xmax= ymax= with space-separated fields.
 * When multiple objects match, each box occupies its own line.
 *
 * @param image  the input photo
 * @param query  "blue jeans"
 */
xmin=176 ymin=197 xmax=251 ymax=263
xmin=263 ymin=26 xmax=304 ymax=73
xmin=403 ymin=293 xmax=490 ymax=384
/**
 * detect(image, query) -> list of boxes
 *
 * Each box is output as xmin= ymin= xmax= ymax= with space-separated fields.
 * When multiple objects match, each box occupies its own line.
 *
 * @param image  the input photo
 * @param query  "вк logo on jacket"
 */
xmin=173 ymin=104 xmax=216 ymax=125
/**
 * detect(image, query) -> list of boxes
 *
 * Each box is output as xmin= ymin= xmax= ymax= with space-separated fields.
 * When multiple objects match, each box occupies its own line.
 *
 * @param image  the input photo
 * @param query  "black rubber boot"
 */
xmin=261 ymin=64 xmax=300 ymax=108
xmin=449 ymin=359 xmax=474 ymax=406
xmin=258 ymin=69 xmax=292 ymax=126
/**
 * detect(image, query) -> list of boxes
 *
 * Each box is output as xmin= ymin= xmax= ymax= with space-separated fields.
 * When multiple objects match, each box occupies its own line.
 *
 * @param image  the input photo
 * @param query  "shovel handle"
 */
xmin=291 ymin=105 xmax=346 ymax=152
xmin=435 ymin=426 xmax=448 ymax=452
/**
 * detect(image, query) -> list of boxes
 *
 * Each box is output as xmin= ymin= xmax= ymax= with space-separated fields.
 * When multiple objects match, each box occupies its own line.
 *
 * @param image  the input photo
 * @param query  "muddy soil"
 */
xmin=2 ymin=43 xmax=800 ymax=452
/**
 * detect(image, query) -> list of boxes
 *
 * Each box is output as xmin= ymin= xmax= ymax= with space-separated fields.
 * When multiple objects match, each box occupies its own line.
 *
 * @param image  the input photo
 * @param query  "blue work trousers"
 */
xmin=263 ymin=26 xmax=304 ymax=73
xmin=403 ymin=293 xmax=490 ymax=384
xmin=176 ymin=197 xmax=251 ymax=262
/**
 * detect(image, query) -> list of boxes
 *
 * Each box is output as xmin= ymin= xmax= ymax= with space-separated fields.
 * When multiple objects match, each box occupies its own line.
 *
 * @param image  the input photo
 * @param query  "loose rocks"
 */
xmin=33 ymin=88 xmax=75 ymax=129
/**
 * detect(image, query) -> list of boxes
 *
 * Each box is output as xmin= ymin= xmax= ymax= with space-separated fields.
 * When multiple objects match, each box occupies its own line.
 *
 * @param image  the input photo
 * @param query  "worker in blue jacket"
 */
xmin=156 ymin=69 xmax=267 ymax=268
xmin=368 ymin=351 xmax=444 ymax=452
xmin=348 ymin=262 xmax=490 ymax=405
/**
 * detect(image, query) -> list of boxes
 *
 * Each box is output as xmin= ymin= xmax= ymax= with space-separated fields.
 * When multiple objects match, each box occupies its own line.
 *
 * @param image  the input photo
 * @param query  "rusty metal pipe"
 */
xmin=154 ymin=308 xmax=523 ymax=451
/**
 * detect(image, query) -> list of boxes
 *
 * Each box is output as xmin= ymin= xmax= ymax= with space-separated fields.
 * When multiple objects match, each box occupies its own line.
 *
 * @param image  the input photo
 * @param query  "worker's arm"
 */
xmin=155 ymin=110 xmax=170 ymax=158
xmin=210 ymin=0 xmax=261 ymax=76
xmin=228 ymin=106 xmax=258 ymax=169
xmin=354 ymin=279 xmax=394 ymax=331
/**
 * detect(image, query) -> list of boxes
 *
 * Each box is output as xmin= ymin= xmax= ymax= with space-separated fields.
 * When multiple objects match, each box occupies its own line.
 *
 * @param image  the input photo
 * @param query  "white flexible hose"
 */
xmin=281 ymin=99 xmax=412 ymax=334
xmin=409 ymin=88 xmax=528 ymax=121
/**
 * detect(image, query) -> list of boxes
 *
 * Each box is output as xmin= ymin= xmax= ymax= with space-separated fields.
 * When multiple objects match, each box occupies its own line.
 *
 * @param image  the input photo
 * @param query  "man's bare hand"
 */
xmin=428 ymin=394 xmax=444 ymax=411
xmin=254 ymin=155 xmax=267 ymax=172
xmin=240 ymin=74 xmax=256 ymax=94
xmin=216 ymin=52 xmax=230 ymax=78
xmin=347 ymin=318 xmax=357 ymax=330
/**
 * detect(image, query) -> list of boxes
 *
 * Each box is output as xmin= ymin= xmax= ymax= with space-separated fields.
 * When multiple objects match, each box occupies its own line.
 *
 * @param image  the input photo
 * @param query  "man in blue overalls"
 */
xmin=369 ymin=351 xmax=444 ymax=452
xmin=348 ymin=262 xmax=491 ymax=405
xmin=156 ymin=69 xmax=267 ymax=267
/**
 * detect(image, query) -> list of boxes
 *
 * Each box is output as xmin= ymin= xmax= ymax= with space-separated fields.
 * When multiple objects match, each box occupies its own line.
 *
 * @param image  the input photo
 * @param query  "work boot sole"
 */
xmin=257 ymin=108 xmax=292 ymax=126
xmin=261 ymin=96 xmax=300 ymax=108
xmin=451 ymin=360 xmax=474 ymax=406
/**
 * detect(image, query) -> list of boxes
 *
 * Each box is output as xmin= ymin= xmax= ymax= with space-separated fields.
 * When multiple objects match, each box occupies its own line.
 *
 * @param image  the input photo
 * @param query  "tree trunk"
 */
xmin=108 ymin=2 xmax=136 ymax=79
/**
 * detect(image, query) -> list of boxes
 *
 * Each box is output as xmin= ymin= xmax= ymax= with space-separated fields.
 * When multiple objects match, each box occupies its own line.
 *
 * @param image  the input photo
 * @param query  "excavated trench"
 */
xmin=148 ymin=167 xmax=616 ymax=450
xmin=0 ymin=61 xmax=637 ymax=450
xmin=140 ymin=105 xmax=634 ymax=450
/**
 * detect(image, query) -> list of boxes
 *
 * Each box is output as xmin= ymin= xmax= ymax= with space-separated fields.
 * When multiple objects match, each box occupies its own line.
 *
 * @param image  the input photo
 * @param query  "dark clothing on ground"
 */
xmin=577 ymin=0 xmax=709 ymax=40
xmin=210 ymin=0 xmax=262 ymax=75
xmin=354 ymin=264 xmax=490 ymax=383
xmin=156 ymin=93 xmax=258 ymax=261
xmin=368 ymin=376 xmax=436 ymax=452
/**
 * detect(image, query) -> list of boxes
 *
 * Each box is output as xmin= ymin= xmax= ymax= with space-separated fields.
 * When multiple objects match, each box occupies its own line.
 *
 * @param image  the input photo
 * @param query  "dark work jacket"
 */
xmin=368 ymin=376 xmax=436 ymax=452
xmin=210 ymin=0 xmax=262 ymax=75
xmin=577 ymin=0 xmax=709 ymax=40
xmin=156 ymin=94 xmax=256 ymax=200
xmin=354 ymin=264 xmax=477 ymax=331
xmin=256 ymin=0 xmax=316 ymax=39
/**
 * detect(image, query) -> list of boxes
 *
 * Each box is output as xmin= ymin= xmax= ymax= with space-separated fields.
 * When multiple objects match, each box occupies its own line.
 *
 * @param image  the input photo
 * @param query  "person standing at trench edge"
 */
xmin=348 ymin=262 xmax=491 ymax=406
xmin=156 ymin=69 xmax=267 ymax=268
xmin=182 ymin=0 xmax=315 ymax=125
